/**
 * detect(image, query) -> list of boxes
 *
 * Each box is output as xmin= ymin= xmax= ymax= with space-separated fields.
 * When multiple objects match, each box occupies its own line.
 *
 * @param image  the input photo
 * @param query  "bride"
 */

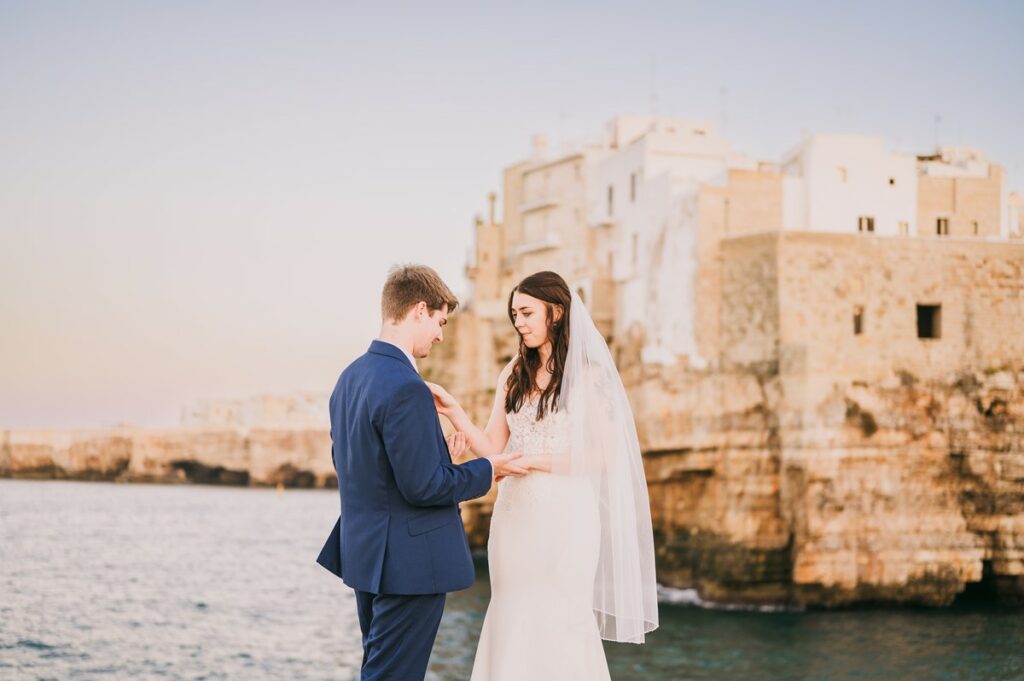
xmin=427 ymin=271 xmax=658 ymax=680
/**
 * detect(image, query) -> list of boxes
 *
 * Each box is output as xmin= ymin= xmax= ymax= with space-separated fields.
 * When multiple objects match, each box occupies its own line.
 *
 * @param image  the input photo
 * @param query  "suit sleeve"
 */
xmin=382 ymin=380 xmax=493 ymax=507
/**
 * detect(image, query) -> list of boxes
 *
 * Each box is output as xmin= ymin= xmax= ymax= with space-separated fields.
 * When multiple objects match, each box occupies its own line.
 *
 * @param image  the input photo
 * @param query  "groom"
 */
xmin=317 ymin=264 xmax=527 ymax=680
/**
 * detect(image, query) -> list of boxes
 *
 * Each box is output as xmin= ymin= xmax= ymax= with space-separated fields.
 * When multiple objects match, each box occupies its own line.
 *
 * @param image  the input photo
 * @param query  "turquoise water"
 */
xmin=1 ymin=480 xmax=1021 ymax=680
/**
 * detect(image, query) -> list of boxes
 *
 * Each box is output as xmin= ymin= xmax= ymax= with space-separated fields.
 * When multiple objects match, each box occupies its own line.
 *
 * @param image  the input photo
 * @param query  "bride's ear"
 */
xmin=551 ymin=305 xmax=564 ymax=324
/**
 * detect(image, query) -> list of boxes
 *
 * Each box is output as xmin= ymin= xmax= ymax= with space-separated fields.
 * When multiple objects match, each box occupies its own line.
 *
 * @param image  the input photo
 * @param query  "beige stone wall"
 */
xmin=715 ymin=231 xmax=1024 ymax=385
xmin=722 ymin=168 xmax=784 ymax=237
xmin=717 ymin=233 xmax=781 ymax=368
xmin=773 ymin=233 xmax=1024 ymax=388
xmin=917 ymin=165 xmax=1003 ymax=237
xmin=694 ymin=169 xmax=783 ymax=363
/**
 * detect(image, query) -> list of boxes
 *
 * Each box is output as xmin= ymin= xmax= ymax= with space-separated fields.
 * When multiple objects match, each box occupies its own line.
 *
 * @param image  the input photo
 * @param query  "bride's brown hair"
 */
xmin=504 ymin=271 xmax=571 ymax=420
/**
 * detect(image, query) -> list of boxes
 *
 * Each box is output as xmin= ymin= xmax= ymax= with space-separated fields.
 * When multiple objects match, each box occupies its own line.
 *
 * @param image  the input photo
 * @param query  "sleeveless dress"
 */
xmin=469 ymin=397 xmax=611 ymax=681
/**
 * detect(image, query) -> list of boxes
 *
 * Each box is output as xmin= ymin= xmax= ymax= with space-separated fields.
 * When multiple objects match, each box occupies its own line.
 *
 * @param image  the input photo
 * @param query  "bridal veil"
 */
xmin=554 ymin=290 xmax=659 ymax=644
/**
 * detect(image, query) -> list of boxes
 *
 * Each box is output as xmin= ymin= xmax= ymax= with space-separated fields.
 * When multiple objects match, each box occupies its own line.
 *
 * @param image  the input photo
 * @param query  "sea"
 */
xmin=1 ymin=480 xmax=1021 ymax=680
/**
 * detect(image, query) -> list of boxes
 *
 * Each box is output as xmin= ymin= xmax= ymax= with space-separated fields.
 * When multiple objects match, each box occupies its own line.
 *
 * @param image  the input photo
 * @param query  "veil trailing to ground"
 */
xmin=554 ymin=290 xmax=659 ymax=644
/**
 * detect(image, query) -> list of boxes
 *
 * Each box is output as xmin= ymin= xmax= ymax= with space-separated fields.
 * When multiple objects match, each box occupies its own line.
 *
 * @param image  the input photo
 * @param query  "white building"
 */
xmin=780 ymin=134 xmax=918 ymax=237
xmin=587 ymin=116 xmax=755 ymax=365
xmin=491 ymin=117 xmax=1017 ymax=370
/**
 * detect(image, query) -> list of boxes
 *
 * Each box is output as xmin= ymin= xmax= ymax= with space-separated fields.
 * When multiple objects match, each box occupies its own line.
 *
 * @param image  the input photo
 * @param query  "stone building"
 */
xmin=427 ymin=116 xmax=1024 ymax=608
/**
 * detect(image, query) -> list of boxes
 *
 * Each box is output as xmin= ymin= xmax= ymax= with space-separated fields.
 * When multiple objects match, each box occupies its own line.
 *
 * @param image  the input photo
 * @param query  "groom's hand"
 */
xmin=487 ymin=451 xmax=529 ymax=482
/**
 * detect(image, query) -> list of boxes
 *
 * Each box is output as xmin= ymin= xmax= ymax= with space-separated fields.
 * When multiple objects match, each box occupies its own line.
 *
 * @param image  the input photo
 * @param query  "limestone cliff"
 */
xmin=449 ymin=362 xmax=1023 ymax=608
xmin=0 ymin=427 xmax=335 ymax=488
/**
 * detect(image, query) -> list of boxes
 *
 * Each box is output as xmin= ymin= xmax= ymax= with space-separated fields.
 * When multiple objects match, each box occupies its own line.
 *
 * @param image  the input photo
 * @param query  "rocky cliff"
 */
xmin=632 ymin=362 xmax=1023 ymax=608
xmin=447 ymin=361 xmax=1023 ymax=609
xmin=0 ymin=427 xmax=335 ymax=488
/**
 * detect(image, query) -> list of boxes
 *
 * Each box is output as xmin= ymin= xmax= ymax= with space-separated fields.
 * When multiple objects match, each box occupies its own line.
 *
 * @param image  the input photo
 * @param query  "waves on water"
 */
xmin=657 ymin=584 xmax=805 ymax=613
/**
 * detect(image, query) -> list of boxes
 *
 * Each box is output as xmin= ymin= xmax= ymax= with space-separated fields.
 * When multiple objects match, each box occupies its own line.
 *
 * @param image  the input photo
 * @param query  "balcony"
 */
xmin=501 ymin=232 xmax=563 ymax=270
xmin=518 ymin=195 xmax=561 ymax=214
xmin=511 ymin=231 xmax=562 ymax=256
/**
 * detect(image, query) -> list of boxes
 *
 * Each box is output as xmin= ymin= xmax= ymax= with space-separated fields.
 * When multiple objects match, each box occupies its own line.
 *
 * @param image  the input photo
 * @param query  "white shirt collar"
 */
xmin=377 ymin=338 xmax=418 ymax=372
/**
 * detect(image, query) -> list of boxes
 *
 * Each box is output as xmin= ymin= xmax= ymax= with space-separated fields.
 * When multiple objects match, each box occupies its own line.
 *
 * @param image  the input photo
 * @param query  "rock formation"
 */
xmin=0 ymin=427 xmax=336 ymax=489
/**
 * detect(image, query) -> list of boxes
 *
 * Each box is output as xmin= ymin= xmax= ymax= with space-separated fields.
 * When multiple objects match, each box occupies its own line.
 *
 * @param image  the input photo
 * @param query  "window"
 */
xmin=899 ymin=221 xmax=909 ymax=236
xmin=972 ymin=220 xmax=979 ymax=235
xmin=858 ymin=216 xmax=875 ymax=233
xmin=889 ymin=177 xmax=896 ymax=186
xmin=937 ymin=218 xmax=949 ymax=236
xmin=853 ymin=306 xmax=864 ymax=335
xmin=607 ymin=185 xmax=614 ymax=217
xmin=917 ymin=304 xmax=942 ymax=339
xmin=630 ymin=173 xmax=637 ymax=203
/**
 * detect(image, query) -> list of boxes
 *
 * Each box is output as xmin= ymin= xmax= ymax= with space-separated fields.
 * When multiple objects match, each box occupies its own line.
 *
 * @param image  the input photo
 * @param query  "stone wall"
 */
xmin=918 ymin=165 xmax=1004 ymax=238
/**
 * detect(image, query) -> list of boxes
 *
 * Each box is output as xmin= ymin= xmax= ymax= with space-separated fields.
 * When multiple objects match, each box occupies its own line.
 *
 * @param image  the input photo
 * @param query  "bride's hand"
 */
xmin=425 ymin=381 xmax=460 ymax=416
xmin=445 ymin=431 xmax=469 ymax=459
xmin=521 ymin=454 xmax=553 ymax=473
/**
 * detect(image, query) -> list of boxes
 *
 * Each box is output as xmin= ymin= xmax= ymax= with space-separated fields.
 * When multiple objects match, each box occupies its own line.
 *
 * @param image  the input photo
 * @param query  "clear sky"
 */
xmin=2 ymin=1 xmax=1022 ymax=427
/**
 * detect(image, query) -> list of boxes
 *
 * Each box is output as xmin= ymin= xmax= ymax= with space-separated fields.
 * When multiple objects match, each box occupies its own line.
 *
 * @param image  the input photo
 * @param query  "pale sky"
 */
xmin=2 ymin=1 xmax=1022 ymax=427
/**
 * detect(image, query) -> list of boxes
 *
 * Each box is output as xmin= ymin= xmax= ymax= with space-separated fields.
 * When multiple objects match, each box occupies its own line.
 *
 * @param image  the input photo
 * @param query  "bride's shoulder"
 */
xmin=498 ymin=357 xmax=517 ymax=383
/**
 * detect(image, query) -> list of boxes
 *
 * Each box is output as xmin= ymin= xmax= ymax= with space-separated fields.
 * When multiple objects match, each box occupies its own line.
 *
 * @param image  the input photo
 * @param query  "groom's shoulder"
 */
xmin=342 ymin=351 xmax=422 ymax=391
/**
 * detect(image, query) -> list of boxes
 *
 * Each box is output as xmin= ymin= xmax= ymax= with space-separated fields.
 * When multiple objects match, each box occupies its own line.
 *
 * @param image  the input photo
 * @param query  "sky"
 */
xmin=2 ymin=0 xmax=1022 ymax=428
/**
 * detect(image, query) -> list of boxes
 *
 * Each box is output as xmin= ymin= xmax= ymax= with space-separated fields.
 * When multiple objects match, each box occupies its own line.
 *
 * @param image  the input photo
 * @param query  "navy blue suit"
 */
xmin=317 ymin=340 xmax=493 ymax=680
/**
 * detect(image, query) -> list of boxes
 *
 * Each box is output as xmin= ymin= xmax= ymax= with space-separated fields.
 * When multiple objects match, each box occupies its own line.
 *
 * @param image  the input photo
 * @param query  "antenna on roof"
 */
xmin=648 ymin=54 xmax=659 ymax=117
xmin=719 ymin=86 xmax=729 ymax=135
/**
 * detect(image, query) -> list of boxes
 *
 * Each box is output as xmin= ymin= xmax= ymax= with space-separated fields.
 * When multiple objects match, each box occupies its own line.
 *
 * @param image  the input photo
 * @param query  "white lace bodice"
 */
xmin=504 ymin=396 xmax=568 ymax=457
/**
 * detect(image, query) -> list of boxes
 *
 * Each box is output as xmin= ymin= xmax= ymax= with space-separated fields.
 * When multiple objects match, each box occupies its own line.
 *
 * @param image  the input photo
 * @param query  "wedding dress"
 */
xmin=469 ymin=395 xmax=611 ymax=681
xmin=470 ymin=291 xmax=658 ymax=680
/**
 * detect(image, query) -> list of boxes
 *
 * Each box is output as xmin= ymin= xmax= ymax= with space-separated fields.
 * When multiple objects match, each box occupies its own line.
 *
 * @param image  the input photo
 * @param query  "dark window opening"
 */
xmin=937 ymin=217 xmax=949 ymax=236
xmin=917 ymin=304 xmax=942 ymax=339
xmin=858 ymin=216 xmax=875 ymax=233
xmin=888 ymin=177 xmax=895 ymax=185
xmin=972 ymin=220 xmax=979 ymax=235
xmin=630 ymin=173 xmax=637 ymax=203
xmin=853 ymin=306 xmax=864 ymax=335
xmin=607 ymin=185 xmax=614 ymax=217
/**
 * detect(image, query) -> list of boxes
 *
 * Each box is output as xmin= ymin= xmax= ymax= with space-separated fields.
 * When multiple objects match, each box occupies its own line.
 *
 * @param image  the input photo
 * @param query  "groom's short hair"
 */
xmin=382 ymin=265 xmax=459 ymax=322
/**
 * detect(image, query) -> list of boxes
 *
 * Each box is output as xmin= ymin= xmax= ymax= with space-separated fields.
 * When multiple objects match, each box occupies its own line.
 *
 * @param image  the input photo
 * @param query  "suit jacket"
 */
xmin=316 ymin=340 xmax=493 ymax=594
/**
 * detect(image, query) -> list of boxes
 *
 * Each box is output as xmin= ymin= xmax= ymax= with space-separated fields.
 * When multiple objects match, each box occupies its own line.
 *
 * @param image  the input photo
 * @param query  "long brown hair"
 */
xmin=504 ymin=271 xmax=571 ymax=419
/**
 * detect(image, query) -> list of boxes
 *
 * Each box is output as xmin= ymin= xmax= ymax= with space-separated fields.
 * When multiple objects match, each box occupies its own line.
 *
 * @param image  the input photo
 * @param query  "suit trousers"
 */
xmin=354 ymin=589 xmax=446 ymax=680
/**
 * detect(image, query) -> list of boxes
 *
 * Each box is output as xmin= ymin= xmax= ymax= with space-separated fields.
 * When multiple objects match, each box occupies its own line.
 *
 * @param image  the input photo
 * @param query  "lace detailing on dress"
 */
xmin=504 ymin=396 xmax=568 ymax=458
xmin=496 ymin=397 xmax=569 ymax=512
